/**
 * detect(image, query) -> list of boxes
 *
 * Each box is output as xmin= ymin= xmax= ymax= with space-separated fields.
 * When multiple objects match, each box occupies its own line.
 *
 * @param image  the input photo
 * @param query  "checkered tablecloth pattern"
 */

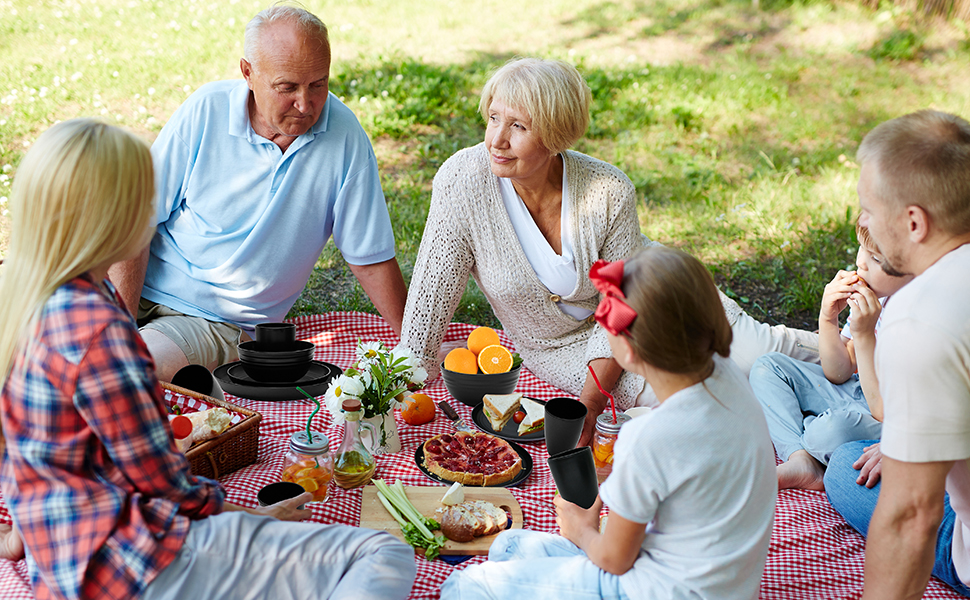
xmin=0 ymin=312 xmax=963 ymax=599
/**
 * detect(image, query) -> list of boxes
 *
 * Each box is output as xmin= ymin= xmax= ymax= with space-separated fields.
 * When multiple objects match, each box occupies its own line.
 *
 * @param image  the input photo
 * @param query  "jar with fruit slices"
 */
xmin=592 ymin=412 xmax=631 ymax=483
xmin=281 ymin=431 xmax=333 ymax=502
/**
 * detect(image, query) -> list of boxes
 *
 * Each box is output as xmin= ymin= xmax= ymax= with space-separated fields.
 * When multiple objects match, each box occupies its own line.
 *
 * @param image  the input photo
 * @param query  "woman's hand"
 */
xmin=223 ymin=492 xmax=314 ymax=522
xmin=554 ymin=494 xmax=602 ymax=545
xmin=577 ymin=358 xmax=623 ymax=446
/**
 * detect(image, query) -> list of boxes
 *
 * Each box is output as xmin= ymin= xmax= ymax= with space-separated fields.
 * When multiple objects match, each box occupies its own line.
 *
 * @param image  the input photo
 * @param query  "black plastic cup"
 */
xmin=257 ymin=481 xmax=307 ymax=509
xmin=547 ymin=446 xmax=599 ymax=509
xmin=255 ymin=322 xmax=297 ymax=350
xmin=171 ymin=364 xmax=226 ymax=400
xmin=544 ymin=397 xmax=588 ymax=457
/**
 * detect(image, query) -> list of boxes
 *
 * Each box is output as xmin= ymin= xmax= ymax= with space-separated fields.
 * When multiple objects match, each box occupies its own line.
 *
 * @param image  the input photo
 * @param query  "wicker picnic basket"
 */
xmin=162 ymin=382 xmax=262 ymax=480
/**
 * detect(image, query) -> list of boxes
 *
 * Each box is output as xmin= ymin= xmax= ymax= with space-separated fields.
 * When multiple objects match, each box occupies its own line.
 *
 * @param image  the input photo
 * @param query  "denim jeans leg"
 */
xmin=826 ymin=442 xmax=970 ymax=597
xmin=932 ymin=497 xmax=970 ymax=597
xmin=441 ymin=530 xmax=627 ymax=600
xmin=803 ymin=409 xmax=882 ymax=465
xmin=824 ymin=439 xmax=881 ymax=535
xmin=750 ymin=353 xmax=867 ymax=462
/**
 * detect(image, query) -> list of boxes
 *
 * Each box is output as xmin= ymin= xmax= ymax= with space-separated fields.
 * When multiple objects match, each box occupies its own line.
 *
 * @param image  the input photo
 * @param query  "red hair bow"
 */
xmin=589 ymin=260 xmax=637 ymax=336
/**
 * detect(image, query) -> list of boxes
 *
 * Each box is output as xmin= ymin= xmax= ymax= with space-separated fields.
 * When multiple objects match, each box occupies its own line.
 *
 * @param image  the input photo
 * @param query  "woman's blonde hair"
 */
xmin=478 ymin=57 xmax=591 ymax=155
xmin=621 ymin=246 xmax=732 ymax=374
xmin=0 ymin=119 xmax=155 ymax=389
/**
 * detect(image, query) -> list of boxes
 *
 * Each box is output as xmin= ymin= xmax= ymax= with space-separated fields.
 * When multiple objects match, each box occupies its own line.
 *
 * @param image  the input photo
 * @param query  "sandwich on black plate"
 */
xmin=482 ymin=392 xmax=523 ymax=432
xmin=516 ymin=396 xmax=545 ymax=436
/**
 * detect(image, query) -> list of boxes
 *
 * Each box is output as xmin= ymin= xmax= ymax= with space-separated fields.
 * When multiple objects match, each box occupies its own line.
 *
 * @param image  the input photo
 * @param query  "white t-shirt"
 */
xmin=599 ymin=355 xmax=777 ymax=600
xmin=499 ymin=170 xmax=594 ymax=321
xmin=877 ymin=243 xmax=970 ymax=583
xmin=840 ymin=296 xmax=887 ymax=340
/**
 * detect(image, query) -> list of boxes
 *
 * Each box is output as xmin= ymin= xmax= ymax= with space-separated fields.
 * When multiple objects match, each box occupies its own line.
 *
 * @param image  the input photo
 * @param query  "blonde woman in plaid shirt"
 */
xmin=0 ymin=119 xmax=415 ymax=600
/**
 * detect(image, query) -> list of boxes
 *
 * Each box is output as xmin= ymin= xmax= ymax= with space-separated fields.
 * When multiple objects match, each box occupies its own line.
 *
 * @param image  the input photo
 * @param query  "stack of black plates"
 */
xmin=213 ymin=360 xmax=341 ymax=401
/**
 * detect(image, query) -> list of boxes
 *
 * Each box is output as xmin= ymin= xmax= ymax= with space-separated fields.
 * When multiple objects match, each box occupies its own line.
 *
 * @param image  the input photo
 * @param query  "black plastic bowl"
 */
xmin=440 ymin=362 xmax=521 ymax=407
xmin=238 ymin=340 xmax=315 ymax=383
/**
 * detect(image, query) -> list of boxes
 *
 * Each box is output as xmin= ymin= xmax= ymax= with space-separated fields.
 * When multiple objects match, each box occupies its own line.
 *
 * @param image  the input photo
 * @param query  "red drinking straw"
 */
xmin=587 ymin=364 xmax=617 ymax=424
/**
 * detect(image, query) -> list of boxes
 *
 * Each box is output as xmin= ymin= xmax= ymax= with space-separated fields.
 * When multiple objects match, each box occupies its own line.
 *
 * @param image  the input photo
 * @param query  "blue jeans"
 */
xmin=440 ymin=529 xmax=628 ymax=600
xmin=825 ymin=440 xmax=970 ymax=597
xmin=749 ymin=353 xmax=882 ymax=464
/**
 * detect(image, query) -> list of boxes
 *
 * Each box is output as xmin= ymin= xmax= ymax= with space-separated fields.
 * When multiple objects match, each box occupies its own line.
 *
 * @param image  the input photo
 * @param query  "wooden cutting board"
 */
xmin=359 ymin=486 xmax=523 ymax=555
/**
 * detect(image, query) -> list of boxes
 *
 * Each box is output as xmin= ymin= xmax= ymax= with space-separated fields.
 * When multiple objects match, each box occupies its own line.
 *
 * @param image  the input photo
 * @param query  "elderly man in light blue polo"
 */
xmin=110 ymin=4 xmax=407 ymax=381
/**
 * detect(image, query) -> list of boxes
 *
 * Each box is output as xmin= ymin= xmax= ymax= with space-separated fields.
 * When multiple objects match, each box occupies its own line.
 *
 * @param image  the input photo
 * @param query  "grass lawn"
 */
xmin=1 ymin=0 xmax=969 ymax=330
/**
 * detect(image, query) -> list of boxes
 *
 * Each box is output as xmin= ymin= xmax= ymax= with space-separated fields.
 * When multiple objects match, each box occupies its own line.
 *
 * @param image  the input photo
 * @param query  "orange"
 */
xmin=444 ymin=347 xmax=478 ymax=374
xmin=593 ymin=439 xmax=615 ymax=468
xmin=477 ymin=344 xmax=513 ymax=374
xmin=401 ymin=393 xmax=436 ymax=425
xmin=467 ymin=327 xmax=500 ymax=356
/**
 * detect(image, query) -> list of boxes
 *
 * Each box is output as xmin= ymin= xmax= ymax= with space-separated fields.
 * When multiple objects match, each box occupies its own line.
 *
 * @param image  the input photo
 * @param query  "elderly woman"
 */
xmin=399 ymin=58 xmax=818 ymax=443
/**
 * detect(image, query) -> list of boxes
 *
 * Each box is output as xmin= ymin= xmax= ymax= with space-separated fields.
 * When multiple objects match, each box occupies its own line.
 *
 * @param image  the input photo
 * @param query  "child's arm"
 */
xmin=847 ymin=286 xmax=883 ymax=421
xmin=819 ymin=270 xmax=860 ymax=384
xmin=554 ymin=495 xmax=646 ymax=575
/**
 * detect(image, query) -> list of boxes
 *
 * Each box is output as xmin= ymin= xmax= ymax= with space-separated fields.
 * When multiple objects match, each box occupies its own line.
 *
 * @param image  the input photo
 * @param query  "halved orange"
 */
xmin=444 ymin=347 xmax=478 ymax=374
xmin=478 ymin=344 xmax=513 ymax=374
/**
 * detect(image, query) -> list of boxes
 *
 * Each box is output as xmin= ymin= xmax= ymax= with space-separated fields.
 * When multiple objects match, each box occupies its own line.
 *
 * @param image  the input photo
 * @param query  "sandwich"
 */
xmin=482 ymin=392 xmax=523 ymax=431
xmin=517 ymin=396 xmax=545 ymax=435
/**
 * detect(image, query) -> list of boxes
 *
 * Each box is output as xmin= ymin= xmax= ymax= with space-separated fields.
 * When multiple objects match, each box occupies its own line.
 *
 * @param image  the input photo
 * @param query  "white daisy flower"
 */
xmin=409 ymin=366 xmax=427 ymax=386
xmin=357 ymin=340 xmax=385 ymax=362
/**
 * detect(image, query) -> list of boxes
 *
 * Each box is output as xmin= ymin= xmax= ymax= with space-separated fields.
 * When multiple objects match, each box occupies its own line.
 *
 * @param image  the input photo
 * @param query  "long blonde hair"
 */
xmin=0 ymin=119 xmax=155 ymax=392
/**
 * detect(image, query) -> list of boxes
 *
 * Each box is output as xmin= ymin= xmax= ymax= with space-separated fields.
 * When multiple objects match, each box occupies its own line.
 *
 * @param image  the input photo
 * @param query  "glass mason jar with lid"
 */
xmin=281 ymin=430 xmax=333 ymax=502
xmin=592 ymin=412 xmax=632 ymax=483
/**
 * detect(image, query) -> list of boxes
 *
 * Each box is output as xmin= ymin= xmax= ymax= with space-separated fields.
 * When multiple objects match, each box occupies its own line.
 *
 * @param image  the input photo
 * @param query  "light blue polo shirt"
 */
xmin=145 ymin=80 xmax=395 ymax=332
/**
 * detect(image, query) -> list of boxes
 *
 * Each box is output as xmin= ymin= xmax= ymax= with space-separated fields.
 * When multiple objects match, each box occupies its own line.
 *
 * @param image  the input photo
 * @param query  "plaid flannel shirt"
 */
xmin=0 ymin=274 xmax=224 ymax=600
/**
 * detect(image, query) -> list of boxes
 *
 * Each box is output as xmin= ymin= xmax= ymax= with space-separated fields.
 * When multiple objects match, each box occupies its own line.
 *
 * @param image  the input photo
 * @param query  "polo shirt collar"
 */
xmin=228 ymin=80 xmax=332 ymax=145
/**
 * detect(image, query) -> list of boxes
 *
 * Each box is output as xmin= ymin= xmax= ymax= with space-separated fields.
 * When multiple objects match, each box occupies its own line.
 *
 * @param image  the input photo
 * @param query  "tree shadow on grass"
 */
xmin=561 ymin=0 xmax=800 ymax=52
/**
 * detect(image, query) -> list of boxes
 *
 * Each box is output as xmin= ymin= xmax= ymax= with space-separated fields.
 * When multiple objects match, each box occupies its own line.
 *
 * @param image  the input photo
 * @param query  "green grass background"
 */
xmin=1 ymin=0 xmax=969 ymax=329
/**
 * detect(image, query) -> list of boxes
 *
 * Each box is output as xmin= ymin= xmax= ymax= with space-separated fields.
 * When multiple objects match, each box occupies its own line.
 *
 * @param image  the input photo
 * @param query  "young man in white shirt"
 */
xmin=824 ymin=110 xmax=970 ymax=599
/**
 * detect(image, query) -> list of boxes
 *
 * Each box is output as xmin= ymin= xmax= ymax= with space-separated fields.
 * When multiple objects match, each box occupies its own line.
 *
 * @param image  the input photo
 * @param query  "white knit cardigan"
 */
xmin=399 ymin=143 xmax=662 ymax=408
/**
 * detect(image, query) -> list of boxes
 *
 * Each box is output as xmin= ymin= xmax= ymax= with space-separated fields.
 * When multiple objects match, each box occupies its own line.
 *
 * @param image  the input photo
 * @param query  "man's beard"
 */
xmin=881 ymin=258 xmax=909 ymax=278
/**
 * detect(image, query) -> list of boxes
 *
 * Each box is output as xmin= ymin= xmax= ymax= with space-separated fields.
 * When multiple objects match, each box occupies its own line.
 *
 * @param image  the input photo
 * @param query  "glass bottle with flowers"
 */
xmin=324 ymin=340 xmax=427 ymax=454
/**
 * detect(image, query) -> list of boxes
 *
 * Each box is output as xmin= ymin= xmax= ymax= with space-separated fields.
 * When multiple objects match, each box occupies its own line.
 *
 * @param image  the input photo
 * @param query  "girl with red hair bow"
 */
xmin=442 ymin=246 xmax=777 ymax=600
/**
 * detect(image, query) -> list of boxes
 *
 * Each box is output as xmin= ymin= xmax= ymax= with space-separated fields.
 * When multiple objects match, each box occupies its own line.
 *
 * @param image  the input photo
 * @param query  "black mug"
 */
xmin=544 ymin=397 xmax=588 ymax=456
xmin=547 ymin=446 xmax=599 ymax=509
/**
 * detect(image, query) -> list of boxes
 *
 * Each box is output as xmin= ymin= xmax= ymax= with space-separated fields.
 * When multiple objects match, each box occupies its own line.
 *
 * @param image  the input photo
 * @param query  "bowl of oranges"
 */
xmin=441 ymin=327 xmax=522 ymax=407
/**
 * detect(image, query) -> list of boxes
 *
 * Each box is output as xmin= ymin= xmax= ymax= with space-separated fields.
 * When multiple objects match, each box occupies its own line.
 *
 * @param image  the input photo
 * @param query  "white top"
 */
xmin=599 ymin=354 xmax=777 ymax=600
xmin=876 ymin=243 xmax=970 ymax=584
xmin=840 ymin=296 xmax=887 ymax=340
xmin=499 ymin=170 xmax=593 ymax=321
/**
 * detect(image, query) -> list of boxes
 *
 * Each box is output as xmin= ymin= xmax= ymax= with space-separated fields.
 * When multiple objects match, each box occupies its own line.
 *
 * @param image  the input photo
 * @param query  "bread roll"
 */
xmin=439 ymin=505 xmax=476 ymax=542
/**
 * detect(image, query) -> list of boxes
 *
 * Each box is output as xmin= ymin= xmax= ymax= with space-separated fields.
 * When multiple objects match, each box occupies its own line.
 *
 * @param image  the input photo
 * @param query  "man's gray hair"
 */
xmin=244 ymin=2 xmax=329 ymax=67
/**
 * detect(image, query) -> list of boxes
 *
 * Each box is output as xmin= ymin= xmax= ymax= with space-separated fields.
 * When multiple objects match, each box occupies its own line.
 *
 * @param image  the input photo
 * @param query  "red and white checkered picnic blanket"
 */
xmin=0 ymin=312 xmax=962 ymax=599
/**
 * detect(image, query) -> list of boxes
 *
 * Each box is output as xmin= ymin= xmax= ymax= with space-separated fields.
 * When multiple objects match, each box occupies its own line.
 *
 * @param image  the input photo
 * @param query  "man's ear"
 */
xmin=240 ymin=58 xmax=254 ymax=88
xmin=906 ymin=205 xmax=931 ymax=244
